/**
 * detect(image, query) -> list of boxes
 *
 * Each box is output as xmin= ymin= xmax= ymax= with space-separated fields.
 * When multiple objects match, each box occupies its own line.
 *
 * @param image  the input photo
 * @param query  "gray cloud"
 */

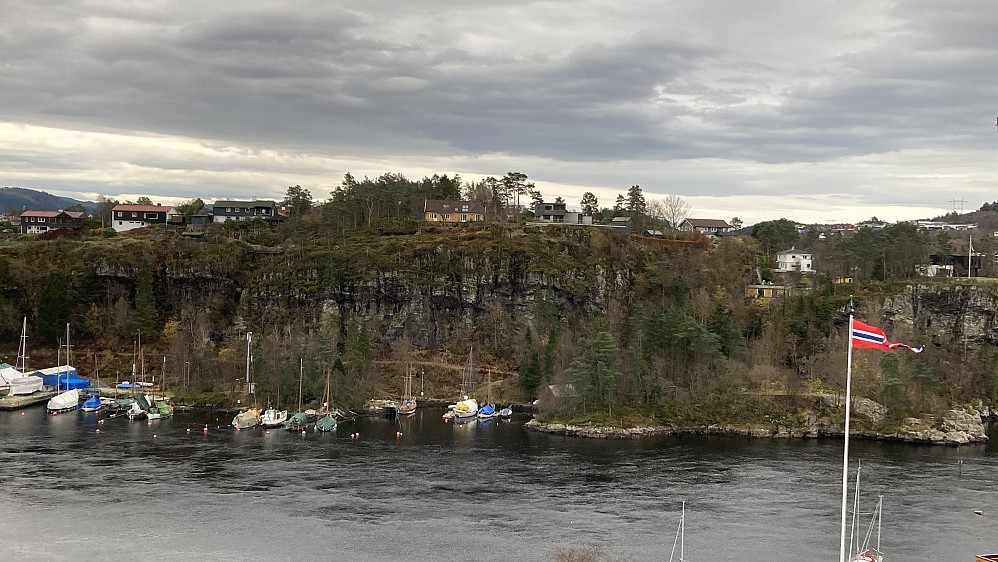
xmin=0 ymin=0 xmax=996 ymax=220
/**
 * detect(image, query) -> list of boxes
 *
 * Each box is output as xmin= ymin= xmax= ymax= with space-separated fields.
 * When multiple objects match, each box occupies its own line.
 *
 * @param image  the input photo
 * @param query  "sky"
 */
xmin=1 ymin=1 xmax=996 ymax=226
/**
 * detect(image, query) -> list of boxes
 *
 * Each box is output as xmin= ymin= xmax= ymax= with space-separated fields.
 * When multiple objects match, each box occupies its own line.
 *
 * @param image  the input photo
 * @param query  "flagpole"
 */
xmin=839 ymin=303 xmax=855 ymax=562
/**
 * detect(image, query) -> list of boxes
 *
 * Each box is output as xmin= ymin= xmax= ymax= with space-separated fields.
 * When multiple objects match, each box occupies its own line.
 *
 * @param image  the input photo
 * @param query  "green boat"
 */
xmin=147 ymin=400 xmax=173 ymax=419
xmin=314 ymin=369 xmax=336 ymax=432
xmin=314 ymin=414 xmax=336 ymax=432
xmin=108 ymin=397 xmax=136 ymax=414
xmin=284 ymin=412 xmax=308 ymax=431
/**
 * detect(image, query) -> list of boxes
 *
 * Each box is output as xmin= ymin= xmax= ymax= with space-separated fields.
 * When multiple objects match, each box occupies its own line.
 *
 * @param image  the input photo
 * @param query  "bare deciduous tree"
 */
xmin=661 ymin=194 xmax=692 ymax=230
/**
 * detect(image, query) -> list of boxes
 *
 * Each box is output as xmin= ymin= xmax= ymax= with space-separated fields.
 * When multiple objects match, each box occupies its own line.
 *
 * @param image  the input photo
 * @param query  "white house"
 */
xmin=775 ymin=247 xmax=815 ymax=273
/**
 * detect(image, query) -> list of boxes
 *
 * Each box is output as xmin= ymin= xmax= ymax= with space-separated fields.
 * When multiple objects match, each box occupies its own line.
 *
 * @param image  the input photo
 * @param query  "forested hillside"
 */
xmin=3 ymin=175 xmax=997 ymax=432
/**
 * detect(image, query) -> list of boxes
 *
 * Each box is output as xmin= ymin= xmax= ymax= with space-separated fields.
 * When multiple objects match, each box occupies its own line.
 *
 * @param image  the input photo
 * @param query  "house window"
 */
xmin=144 ymin=213 xmax=158 ymax=220
xmin=476 ymin=215 xmax=482 ymax=221
xmin=38 ymin=218 xmax=45 ymax=223
xmin=116 ymin=211 xmax=123 ymax=218
xmin=461 ymin=214 xmax=469 ymax=222
xmin=462 ymin=205 xmax=469 ymax=212
xmin=131 ymin=212 xmax=138 ymax=218
xmin=430 ymin=213 xmax=438 ymax=220
xmin=226 ymin=208 xmax=232 ymax=213
xmin=443 ymin=214 xmax=450 ymax=220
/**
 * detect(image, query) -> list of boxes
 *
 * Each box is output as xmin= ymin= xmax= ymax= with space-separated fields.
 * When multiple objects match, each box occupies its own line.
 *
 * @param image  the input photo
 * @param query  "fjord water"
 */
xmin=1 ymin=407 xmax=995 ymax=561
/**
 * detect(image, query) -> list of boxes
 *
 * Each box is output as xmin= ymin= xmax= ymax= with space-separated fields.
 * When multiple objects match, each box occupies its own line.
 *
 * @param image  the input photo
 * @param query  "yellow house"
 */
xmin=745 ymin=284 xmax=789 ymax=299
xmin=423 ymin=199 xmax=486 ymax=223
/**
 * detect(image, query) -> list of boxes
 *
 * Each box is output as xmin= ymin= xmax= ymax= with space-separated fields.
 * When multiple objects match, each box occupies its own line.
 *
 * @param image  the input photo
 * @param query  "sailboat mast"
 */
xmin=849 ymin=461 xmax=861 ymax=559
xmin=298 ymin=358 xmax=303 ymax=411
xmin=876 ymin=495 xmax=882 ymax=557
xmin=16 ymin=316 xmax=27 ymax=372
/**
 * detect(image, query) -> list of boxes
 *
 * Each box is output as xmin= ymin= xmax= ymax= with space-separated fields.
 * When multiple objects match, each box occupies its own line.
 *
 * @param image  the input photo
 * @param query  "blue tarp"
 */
xmin=479 ymin=403 xmax=495 ymax=416
xmin=81 ymin=396 xmax=101 ymax=410
xmin=42 ymin=376 xmax=89 ymax=390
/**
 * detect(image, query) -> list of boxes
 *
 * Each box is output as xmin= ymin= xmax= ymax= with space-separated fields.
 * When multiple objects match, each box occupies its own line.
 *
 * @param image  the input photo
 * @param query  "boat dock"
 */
xmin=0 ymin=391 xmax=58 ymax=411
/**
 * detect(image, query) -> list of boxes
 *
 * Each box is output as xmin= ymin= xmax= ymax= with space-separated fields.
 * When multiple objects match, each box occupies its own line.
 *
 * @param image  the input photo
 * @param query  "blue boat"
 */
xmin=81 ymin=396 xmax=102 ymax=411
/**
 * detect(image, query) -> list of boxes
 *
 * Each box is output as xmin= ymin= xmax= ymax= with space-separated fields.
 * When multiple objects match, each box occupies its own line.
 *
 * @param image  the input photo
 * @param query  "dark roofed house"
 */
xmin=20 ymin=210 xmax=86 ymax=234
xmin=211 ymin=200 xmax=283 ymax=223
xmin=678 ymin=218 xmax=732 ymax=238
xmin=423 ymin=200 xmax=486 ymax=223
xmin=112 ymin=204 xmax=177 ymax=231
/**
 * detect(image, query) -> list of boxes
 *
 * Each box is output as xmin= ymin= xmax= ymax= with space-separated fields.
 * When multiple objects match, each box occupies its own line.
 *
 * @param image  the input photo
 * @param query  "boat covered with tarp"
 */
xmin=477 ymin=403 xmax=497 ymax=419
xmin=451 ymin=397 xmax=479 ymax=418
xmin=232 ymin=409 xmax=261 ymax=429
xmin=314 ymin=414 xmax=337 ymax=432
xmin=284 ymin=412 xmax=308 ymax=431
xmin=47 ymin=389 xmax=80 ymax=412
xmin=81 ymin=396 xmax=102 ymax=411
xmin=0 ymin=364 xmax=43 ymax=396
xmin=147 ymin=400 xmax=173 ymax=419
xmin=108 ymin=397 xmax=136 ymax=413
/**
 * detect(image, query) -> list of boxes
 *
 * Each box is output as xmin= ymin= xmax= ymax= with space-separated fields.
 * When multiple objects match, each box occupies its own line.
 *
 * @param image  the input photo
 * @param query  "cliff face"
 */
xmin=882 ymin=283 xmax=998 ymax=347
xmin=239 ymin=244 xmax=634 ymax=349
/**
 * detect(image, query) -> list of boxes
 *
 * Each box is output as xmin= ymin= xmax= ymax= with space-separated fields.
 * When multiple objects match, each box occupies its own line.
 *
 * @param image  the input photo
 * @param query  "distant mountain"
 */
xmin=0 ymin=187 xmax=97 ymax=214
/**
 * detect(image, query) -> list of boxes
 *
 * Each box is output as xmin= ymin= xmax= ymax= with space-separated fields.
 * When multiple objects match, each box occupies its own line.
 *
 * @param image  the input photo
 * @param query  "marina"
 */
xmin=0 ymin=405 xmax=995 ymax=561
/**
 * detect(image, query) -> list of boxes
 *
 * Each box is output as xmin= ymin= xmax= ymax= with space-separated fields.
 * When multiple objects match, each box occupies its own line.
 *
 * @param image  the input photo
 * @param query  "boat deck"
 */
xmin=976 ymin=555 xmax=998 ymax=562
xmin=0 ymin=391 xmax=58 ymax=411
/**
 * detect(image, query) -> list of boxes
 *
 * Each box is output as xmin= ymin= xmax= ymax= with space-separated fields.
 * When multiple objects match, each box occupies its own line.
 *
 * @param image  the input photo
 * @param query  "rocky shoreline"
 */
xmin=524 ymin=408 xmax=991 ymax=446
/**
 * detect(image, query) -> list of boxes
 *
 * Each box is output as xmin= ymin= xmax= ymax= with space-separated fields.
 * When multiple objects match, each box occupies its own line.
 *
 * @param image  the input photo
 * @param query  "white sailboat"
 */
xmin=668 ymin=501 xmax=686 ymax=562
xmin=449 ymin=348 xmax=478 ymax=418
xmin=47 ymin=388 xmax=80 ymax=412
xmin=848 ymin=462 xmax=884 ymax=562
xmin=261 ymin=376 xmax=288 ymax=428
xmin=398 ymin=364 xmax=416 ymax=416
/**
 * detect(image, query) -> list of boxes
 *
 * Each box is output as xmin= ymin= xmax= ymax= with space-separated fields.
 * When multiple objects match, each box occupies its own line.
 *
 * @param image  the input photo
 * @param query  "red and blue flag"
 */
xmin=851 ymin=320 xmax=923 ymax=352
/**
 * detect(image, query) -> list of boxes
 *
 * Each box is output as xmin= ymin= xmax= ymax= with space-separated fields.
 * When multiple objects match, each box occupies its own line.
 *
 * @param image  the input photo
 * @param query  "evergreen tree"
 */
xmin=580 ymin=192 xmax=599 ymax=216
xmin=135 ymin=268 xmax=157 ymax=340
xmin=566 ymin=327 xmax=621 ymax=416
xmin=625 ymin=185 xmax=647 ymax=214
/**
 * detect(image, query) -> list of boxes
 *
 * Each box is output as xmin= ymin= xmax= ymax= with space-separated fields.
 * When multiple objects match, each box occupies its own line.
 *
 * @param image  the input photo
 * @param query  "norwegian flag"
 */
xmin=852 ymin=320 xmax=923 ymax=352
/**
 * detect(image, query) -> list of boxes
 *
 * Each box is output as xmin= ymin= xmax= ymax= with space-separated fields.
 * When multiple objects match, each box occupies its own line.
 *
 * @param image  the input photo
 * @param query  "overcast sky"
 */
xmin=1 ymin=1 xmax=996 ymax=225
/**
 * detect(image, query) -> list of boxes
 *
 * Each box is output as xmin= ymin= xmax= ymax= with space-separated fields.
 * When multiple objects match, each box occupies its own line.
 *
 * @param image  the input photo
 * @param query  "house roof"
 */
xmin=213 ymin=200 xmax=278 ymax=208
xmin=778 ymin=248 xmax=812 ymax=255
xmin=423 ymin=199 xmax=486 ymax=214
xmin=112 ymin=204 xmax=173 ymax=213
xmin=20 ymin=210 xmax=85 ymax=218
xmin=683 ymin=218 xmax=731 ymax=228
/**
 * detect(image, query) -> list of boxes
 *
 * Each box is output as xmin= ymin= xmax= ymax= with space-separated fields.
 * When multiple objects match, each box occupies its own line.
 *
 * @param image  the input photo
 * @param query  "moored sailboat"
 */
xmin=449 ymin=348 xmax=478 ymax=418
xmin=314 ymin=369 xmax=336 ymax=432
xmin=284 ymin=358 xmax=308 ymax=431
xmin=398 ymin=364 xmax=416 ymax=416
xmin=477 ymin=369 xmax=498 ymax=419
xmin=47 ymin=388 xmax=80 ymax=412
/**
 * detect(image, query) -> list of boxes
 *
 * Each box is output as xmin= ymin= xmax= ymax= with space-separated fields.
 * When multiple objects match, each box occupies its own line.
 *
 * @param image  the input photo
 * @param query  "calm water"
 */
xmin=0 ymin=406 xmax=995 ymax=561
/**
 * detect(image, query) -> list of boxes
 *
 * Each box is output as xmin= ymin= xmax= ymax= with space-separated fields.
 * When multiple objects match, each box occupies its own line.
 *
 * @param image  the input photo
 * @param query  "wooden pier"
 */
xmin=0 ymin=391 xmax=58 ymax=411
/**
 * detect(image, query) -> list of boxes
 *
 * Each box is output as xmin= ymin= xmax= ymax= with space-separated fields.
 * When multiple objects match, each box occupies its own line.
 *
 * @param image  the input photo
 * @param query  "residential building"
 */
xmin=423 ymin=200 xmax=485 ymax=223
xmin=211 ymin=200 xmax=283 ymax=222
xmin=745 ymin=284 xmax=789 ymax=299
xmin=531 ymin=201 xmax=592 ymax=225
xmin=20 ymin=210 xmax=86 ymax=234
xmin=775 ymin=247 xmax=815 ymax=273
xmin=112 ymin=204 xmax=177 ymax=231
xmin=678 ymin=218 xmax=732 ymax=238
